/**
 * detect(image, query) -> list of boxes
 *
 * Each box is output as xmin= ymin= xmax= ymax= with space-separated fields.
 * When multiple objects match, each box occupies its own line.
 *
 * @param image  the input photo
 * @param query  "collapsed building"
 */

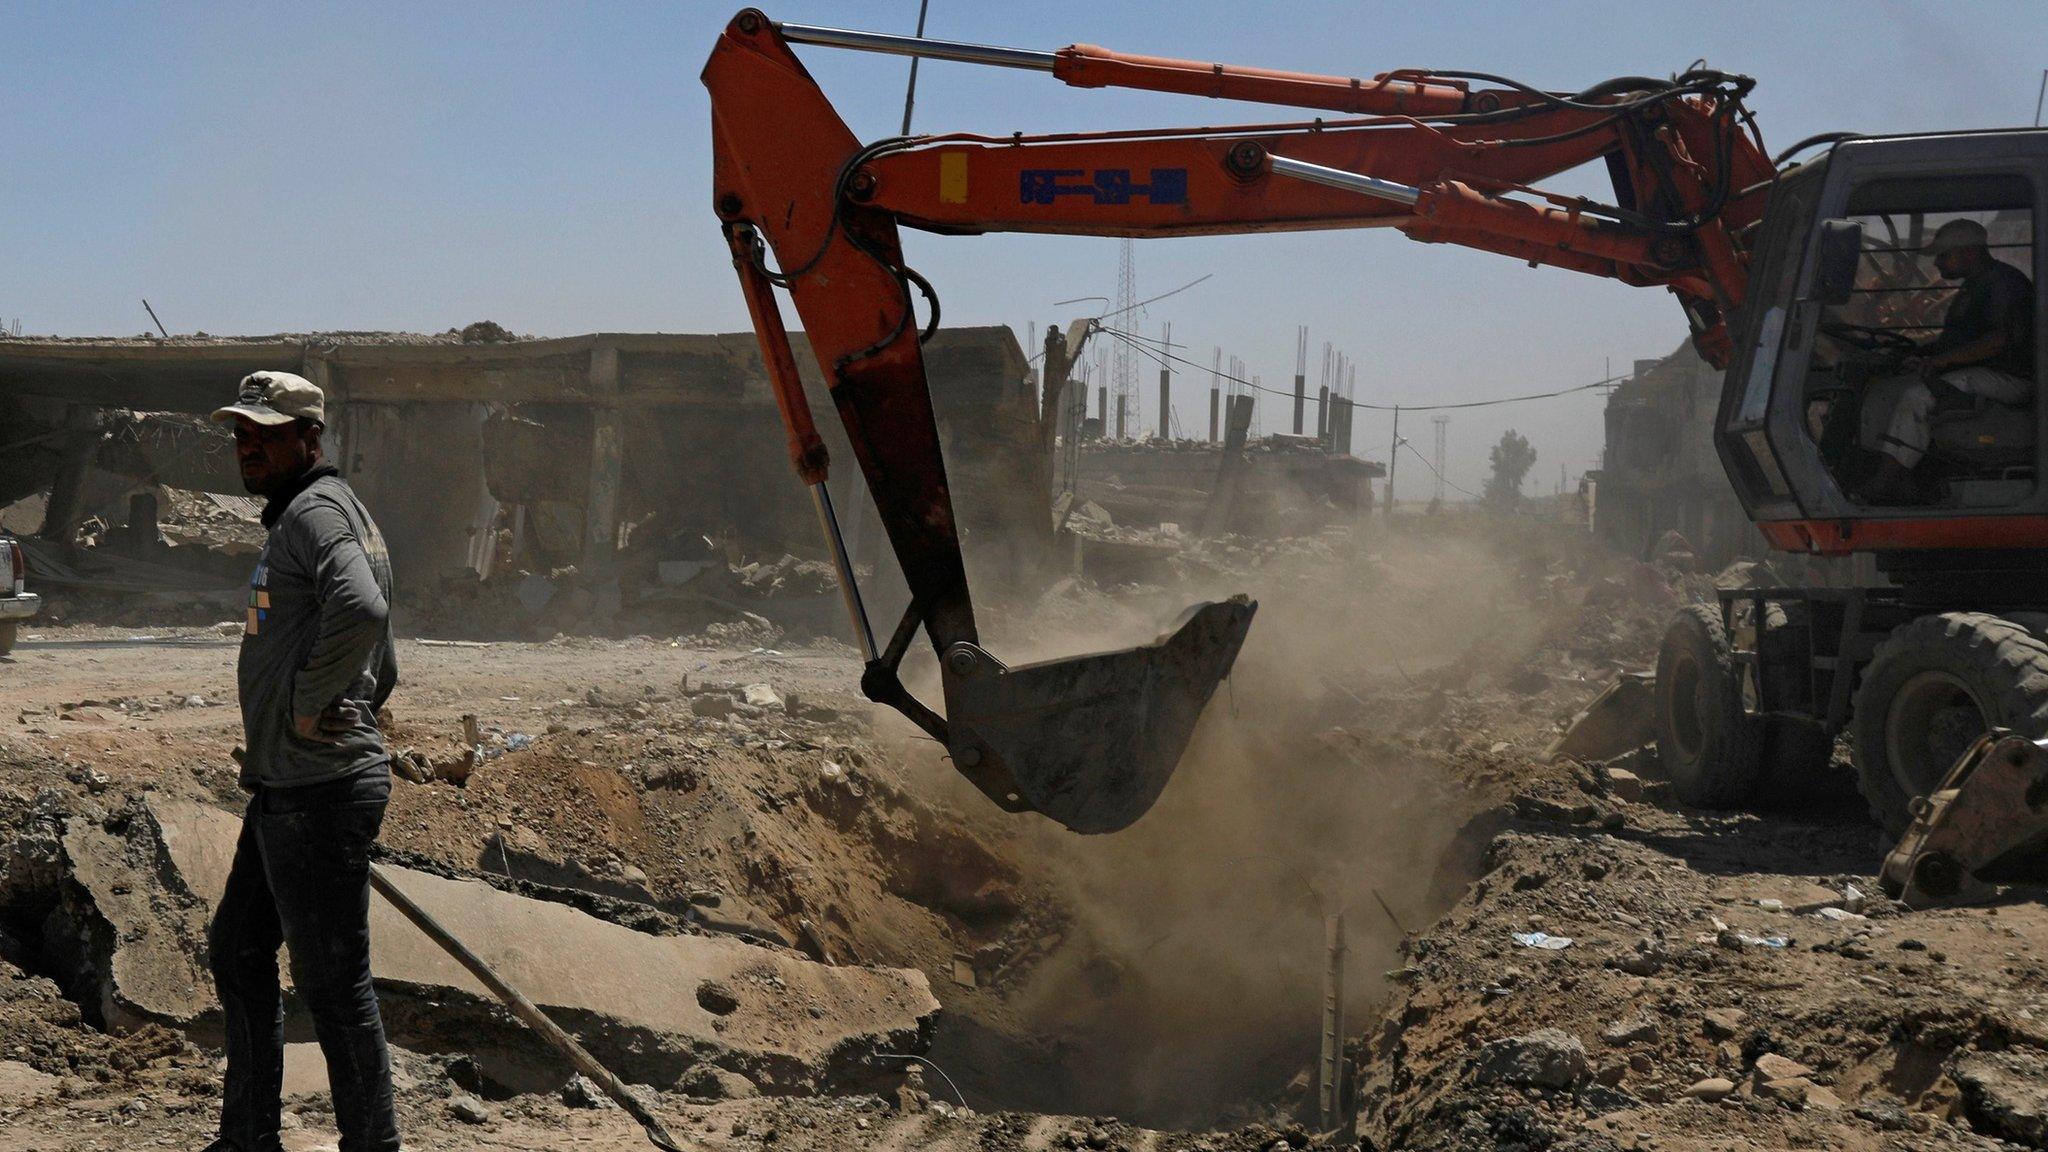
xmin=0 ymin=327 xmax=1049 ymax=632
xmin=1585 ymin=344 xmax=1770 ymax=571
xmin=0 ymin=326 xmax=1388 ymax=630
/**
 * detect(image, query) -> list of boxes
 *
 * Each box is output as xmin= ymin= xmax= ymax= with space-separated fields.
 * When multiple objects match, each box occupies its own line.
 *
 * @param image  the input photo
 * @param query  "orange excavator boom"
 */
xmin=703 ymin=10 xmax=1773 ymax=832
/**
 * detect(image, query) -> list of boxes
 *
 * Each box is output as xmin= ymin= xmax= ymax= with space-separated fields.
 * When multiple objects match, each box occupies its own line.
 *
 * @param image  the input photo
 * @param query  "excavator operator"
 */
xmin=1862 ymin=217 xmax=2036 ymax=504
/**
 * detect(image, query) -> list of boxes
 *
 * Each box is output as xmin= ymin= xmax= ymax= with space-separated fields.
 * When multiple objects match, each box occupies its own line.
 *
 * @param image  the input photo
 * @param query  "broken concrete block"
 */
xmin=1951 ymin=1049 xmax=2048 ymax=1148
xmin=1605 ymin=767 xmax=1644 ymax=803
xmin=280 ymin=1042 xmax=420 ymax=1101
xmin=1545 ymin=672 xmax=1656 ymax=763
xmin=50 ymin=804 xmax=214 ymax=1030
xmin=0 ymin=1060 xmax=61 ymax=1106
xmin=1700 ymin=1007 xmax=1745 ymax=1040
xmin=1684 ymin=1077 xmax=1736 ymax=1102
xmin=742 ymin=683 xmax=783 ymax=710
xmin=1600 ymin=1015 xmax=1658 ymax=1045
xmin=1472 ymin=1028 xmax=1586 ymax=1089
xmin=690 ymin=694 xmax=737 ymax=718
xmin=1752 ymin=1052 xmax=1813 ymax=1082
xmin=147 ymin=797 xmax=934 ymax=1093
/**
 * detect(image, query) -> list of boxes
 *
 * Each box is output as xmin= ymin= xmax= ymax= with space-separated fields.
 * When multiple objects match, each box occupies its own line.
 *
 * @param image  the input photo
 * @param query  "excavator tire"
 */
xmin=1851 ymin=612 xmax=2048 ymax=836
xmin=1655 ymin=603 xmax=1763 ymax=807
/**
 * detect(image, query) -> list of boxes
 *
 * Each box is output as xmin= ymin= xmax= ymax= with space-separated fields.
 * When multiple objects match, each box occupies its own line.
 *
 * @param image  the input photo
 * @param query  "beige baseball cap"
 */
xmin=211 ymin=370 xmax=325 ymax=427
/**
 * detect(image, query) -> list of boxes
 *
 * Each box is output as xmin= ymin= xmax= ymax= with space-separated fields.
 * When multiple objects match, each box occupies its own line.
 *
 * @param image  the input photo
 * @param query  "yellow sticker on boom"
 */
xmin=939 ymin=153 xmax=968 ymax=204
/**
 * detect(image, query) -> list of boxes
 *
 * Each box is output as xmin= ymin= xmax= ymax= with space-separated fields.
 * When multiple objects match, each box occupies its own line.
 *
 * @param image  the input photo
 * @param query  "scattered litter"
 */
xmin=504 ymin=733 xmax=536 ymax=751
xmin=1813 ymin=907 xmax=1867 ymax=922
xmin=1513 ymin=931 xmax=1573 ymax=950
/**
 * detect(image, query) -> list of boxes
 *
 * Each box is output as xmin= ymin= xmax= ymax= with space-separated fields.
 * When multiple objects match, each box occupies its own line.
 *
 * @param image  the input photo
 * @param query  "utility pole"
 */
xmin=1383 ymin=405 xmax=1401 ymax=516
xmin=1292 ymin=325 xmax=1308 ymax=435
xmin=1209 ymin=347 xmax=1221 ymax=442
xmin=1157 ymin=321 xmax=1171 ymax=440
xmin=1431 ymin=415 xmax=1450 ymax=504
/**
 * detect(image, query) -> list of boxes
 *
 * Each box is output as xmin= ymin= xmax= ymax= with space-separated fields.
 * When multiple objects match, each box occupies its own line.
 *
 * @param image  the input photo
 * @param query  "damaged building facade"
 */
xmin=0 ymin=328 xmax=1048 ymax=634
xmin=1587 ymin=344 xmax=1760 ymax=569
xmin=2 ymin=326 xmax=1390 ymax=633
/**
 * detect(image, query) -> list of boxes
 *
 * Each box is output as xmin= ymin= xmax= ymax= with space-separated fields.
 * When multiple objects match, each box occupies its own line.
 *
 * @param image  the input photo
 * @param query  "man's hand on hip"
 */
xmin=294 ymin=702 xmax=361 ymax=744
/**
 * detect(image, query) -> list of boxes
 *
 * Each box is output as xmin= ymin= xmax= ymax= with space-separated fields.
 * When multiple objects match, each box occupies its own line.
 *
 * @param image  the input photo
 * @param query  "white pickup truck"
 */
xmin=0 ymin=535 xmax=40 ymax=655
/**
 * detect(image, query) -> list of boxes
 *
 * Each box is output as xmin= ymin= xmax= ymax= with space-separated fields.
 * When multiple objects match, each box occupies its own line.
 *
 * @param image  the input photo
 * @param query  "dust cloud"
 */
xmin=911 ymin=523 xmax=1575 ymax=1128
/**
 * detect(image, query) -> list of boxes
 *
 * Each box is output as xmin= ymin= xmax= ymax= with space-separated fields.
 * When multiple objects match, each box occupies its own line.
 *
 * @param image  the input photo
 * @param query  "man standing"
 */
xmin=205 ymin=370 xmax=401 ymax=1152
xmin=1863 ymin=217 xmax=2036 ymax=503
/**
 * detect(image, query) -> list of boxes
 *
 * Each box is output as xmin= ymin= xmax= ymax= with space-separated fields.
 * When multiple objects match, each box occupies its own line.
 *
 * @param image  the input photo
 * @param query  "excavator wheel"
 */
xmin=1654 ymin=603 xmax=1764 ymax=808
xmin=1851 ymin=612 xmax=2048 ymax=836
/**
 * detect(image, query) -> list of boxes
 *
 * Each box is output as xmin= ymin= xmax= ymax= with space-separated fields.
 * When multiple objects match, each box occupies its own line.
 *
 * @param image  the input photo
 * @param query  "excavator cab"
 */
xmin=1716 ymin=130 xmax=2045 ymax=547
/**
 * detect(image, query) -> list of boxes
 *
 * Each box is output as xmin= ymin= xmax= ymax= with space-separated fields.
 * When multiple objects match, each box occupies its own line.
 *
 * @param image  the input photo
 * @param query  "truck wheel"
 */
xmin=1655 ymin=603 xmax=1763 ymax=806
xmin=0 ymin=622 xmax=15 ymax=657
xmin=1851 ymin=612 xmax=2048 ymax=835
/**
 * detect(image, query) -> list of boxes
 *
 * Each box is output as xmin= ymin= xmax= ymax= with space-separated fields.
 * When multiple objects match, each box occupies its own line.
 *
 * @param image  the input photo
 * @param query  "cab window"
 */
xmin=1802 ymin=174 xmax=2037 ymax=509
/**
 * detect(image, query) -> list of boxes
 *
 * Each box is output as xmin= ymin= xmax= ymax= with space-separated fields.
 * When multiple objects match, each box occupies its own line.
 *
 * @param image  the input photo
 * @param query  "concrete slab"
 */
xmin=55 ymin=811 xmax=214 ymax=1029
xmin=279 ymin=1042 xmax=421 ymax=1100
xmin=0 ymin=1060 xmax=61 ymax=1106
xmin=145 ymin=797 xmax=936 ymax=1091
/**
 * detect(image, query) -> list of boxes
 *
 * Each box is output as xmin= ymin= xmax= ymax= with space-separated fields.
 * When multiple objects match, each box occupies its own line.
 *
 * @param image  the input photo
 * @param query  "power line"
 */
xmin=1401 ymin=437 xmax=1482 ymax=500
xmin=1093 ymin=324 xmax=1628 ymax=412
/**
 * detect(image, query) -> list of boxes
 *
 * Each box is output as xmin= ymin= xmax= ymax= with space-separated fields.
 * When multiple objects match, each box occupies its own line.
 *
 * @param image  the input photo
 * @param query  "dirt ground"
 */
xmin=4 ymin=518 xmax=2047 ymax=1150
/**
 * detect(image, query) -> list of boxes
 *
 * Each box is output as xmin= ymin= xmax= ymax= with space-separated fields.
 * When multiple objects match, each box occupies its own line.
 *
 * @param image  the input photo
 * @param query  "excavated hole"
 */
xmin=920 ymin=726 xmax=1495 ymax=1131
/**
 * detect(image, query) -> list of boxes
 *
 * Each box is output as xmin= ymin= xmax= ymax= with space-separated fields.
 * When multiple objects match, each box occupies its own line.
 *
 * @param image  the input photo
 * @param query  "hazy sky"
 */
xmin=6 ymin=2 xmax=2044 ymax=495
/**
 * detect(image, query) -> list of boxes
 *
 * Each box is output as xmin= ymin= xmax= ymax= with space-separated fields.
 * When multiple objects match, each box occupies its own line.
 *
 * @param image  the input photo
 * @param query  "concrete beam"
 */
xmin=143 ymin=798 xmax=937 ymax=1091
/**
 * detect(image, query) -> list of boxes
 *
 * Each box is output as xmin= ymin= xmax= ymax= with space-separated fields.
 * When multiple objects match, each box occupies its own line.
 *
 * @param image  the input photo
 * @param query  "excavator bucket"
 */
xmin=707 ymin=14 xmax=1258 ymax=833
xmin=1881 ymin=730 xmax=2048 ymax=908
xmin=941 ymin=597 xmax=1257 ymax=834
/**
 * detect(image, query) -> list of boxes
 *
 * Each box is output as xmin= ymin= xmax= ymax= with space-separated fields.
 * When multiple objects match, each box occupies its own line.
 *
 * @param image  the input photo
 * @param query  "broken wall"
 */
xmin=0 ymin=327 xmax=1051 ymax=610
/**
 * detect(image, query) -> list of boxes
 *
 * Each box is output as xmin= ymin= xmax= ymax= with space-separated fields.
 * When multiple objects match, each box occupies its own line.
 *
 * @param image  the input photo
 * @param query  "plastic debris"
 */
xmin=1513 ymin=931 xmax=1574 ymax=950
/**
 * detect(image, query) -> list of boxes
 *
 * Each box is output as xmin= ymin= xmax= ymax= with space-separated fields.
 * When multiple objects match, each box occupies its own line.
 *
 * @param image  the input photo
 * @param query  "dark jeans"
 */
xmin=208 ymin=772 xmax=399 ymax=1152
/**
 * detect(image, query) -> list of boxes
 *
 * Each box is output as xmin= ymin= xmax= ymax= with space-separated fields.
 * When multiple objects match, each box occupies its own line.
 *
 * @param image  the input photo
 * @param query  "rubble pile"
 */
xmin=6 ymin=511 xmax=2048 ymax=1149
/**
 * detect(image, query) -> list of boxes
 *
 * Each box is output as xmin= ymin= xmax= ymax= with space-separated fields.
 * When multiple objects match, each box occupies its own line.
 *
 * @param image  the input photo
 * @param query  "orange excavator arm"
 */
xmin=702 ymin=9 xmax=1772 ymax=833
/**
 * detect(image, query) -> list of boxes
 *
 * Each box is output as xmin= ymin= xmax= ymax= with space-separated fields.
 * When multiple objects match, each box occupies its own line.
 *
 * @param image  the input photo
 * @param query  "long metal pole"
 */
xmin=810 ymin=483 xmax=880 ymax=662
xmin=1383 ymin=405 xmax=1400 ymax=515
xmin=2036 ymin=69 xmax=2047 ymax=127
xmin=779 ymin=21 xmax=1054 ymax=71
xmin=898 ymin=0 xmax=932 ymax=135
xmin=1317 ymin=910 xmax=1346 ymax=1132
xmin=1268 ymin=154 xmax=1423 ymax=207
xmin=368 ymin=867 xmax=687 ymax=1152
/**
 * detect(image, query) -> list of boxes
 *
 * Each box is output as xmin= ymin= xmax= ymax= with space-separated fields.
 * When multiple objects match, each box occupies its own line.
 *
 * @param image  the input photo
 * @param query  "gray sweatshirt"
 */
xmin=238 ymin=466 xmax=398 ymax=790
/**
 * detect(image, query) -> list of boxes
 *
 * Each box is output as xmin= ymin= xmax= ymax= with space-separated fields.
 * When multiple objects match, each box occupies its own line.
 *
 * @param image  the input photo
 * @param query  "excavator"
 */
xmin=704 ymin=12 xmax=2048 ymax=871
